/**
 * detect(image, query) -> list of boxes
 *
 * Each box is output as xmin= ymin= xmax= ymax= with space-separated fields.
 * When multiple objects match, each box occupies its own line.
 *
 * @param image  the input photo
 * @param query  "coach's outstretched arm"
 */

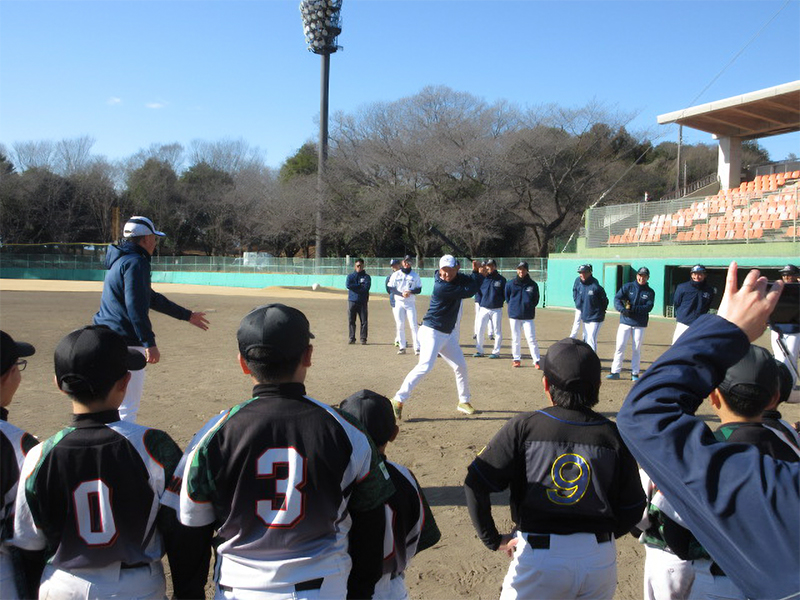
xmin=617 ymin=263 xmax=799 ymax=600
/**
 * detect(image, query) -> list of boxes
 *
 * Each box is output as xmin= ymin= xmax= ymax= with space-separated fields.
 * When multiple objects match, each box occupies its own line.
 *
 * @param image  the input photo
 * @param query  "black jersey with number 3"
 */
xmin=468 ymin=405 xmax=644 ymax=539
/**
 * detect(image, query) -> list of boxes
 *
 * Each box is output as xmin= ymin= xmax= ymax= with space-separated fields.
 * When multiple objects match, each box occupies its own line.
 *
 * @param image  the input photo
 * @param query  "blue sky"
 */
xmin=1 ymin=0 xmax=798 ymax=170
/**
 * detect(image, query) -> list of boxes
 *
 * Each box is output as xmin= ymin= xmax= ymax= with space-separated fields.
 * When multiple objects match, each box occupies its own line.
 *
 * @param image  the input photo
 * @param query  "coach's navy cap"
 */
xmin=691 ymin=264 xmax=707 ymax=273
xmin=517 ymin=261 xmax=529 ymax=270
xmin=718 ymin=345 xmax=779 ymax=406
xmin=402 ymin=255 xmax=414 ymax=262
xmin=578 ymin=264 xmax=592 ymax=273
xmin=637 ymin=267 xmax=650 ymax=276
xmin=541 ymin=338 xmax=601 ymax=397
xmin=340 ymin=389 xmax=396 ymax=447
xmin=780 ymin=264 xmax=799 ymax=276
xmin=1 ymin=331 xmax=35 ymax=376
xmin=238 ymin=304 xmax=314 ymax=363
xmin=390 ymin=259 xmax=400 ymax=266
xmin=485 ymin=259 xmax=497 ymax=267
xmin=123 ymin=216 xmax=166 ymax=238
xmin=55 ymin=326 xmax=146 ymax=396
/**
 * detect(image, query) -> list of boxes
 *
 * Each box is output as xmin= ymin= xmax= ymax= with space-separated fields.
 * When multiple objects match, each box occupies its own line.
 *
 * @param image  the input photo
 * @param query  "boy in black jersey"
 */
xmin=12 ymin=325 xmax=207 ymax=599
xmin=339 ymin=389 xmax=440 ymax=600
xmin=1 ymin=331 xmax=38 ymax=599
xmin=464 ymin=337 xmax=645 ymax=600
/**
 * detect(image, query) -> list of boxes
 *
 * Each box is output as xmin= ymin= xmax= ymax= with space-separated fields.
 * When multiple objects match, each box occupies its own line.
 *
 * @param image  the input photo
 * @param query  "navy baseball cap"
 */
xmin=780 ymin=264 xmax=799 ymax=276
xmin=1 ymin=331 xmax=35 ymax=376
xmin=340 ymin=389 xmax=396 ymax=447
xmin=402 ymin=255 xmax=414 ymax=262
xmin=718 ymin=345 xmax=779 ymax=405
xmin=517 ymin=261 xmax=529 ymax=270
xmin=55 ymin=326 xmax=146 ymax=396
xmin=541 ymin=338 xmax=601 ymax=396
xmin=637 ymin=267 xmax=650 ymax=276
xmin=578 ymin=264 xmax=592 ymax=273
xmin=485 ymin=259 xmax=497 ymax=267
xmin=691 ymin=264 xmax=707 ymax=273
xmin=389 ymin=259 xmax=400 ymax=266
xmin=238 ymin=304 xmax=314 ymax=363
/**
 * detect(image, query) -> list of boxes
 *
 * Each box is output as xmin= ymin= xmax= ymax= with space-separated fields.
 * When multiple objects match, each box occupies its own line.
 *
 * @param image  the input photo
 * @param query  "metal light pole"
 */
xmin=300 ymin=0 xmax=342 ymax=271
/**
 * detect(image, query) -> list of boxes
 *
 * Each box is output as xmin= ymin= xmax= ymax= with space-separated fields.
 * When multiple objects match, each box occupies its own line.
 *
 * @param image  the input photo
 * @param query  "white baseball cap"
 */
xmin=439 ymin=254 xmax=457 ymax=269
xmin=123 ymin=216 xmax=166 ymax=238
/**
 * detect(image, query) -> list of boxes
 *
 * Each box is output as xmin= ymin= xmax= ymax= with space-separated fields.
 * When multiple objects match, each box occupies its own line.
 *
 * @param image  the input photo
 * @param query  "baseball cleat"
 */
xmin=394 ymin=341 xmax=400 ymax=347
xmin=348 ymin=340 xmax=356 ymax=345
xmin=631 ymin=374 xmax=640 ymax=381
xmin=361 ymin=340 xmax=367 ymax=345
xmin=390 ymin=397 xmax=403 ymax=420
xmin=457 ymin=402 xmax=476 ymax=415
xmin=473 ymin=352 xmax=484 ymax=358
xmin=488 ymin=353 xmax=500 ymax=359
xmin=414 ymin=349 xmax=420 ymax=355
xmin=606 ymin=373 xmax=620 ymax=380
xmin=512 ymin=360 xmax=521 ymax=368
xmin=489 ymin=335 xmax=495 ymax=341
xmin=397 ymin=348 xmax=406 ymax=355
xmin=534 ymin=361 xmax=541 ymax=370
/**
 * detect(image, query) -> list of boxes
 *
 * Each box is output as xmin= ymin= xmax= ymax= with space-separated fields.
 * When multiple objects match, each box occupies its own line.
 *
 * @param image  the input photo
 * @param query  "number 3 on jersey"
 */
xmin=546 ymin=453 xmax=591 ymax=505
xmin=256 ymin=447 xmax=307 ymax=528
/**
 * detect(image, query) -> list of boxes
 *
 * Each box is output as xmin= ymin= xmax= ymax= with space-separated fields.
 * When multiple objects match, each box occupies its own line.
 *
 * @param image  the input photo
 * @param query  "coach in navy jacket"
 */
xmin=672 ymin=264 xmax=716 ymax=343
xmin=608 ymin=268 xmax=654 ymax=380
xmin=346 ymin=259 xmax=372 ymax=344
xmin=573 ymin=271 xmax=608 ymax=352
xmin=505 ymin=271 xmax=540 ymax=321
xmin=617 ymin=264 xmax=799 ymax=600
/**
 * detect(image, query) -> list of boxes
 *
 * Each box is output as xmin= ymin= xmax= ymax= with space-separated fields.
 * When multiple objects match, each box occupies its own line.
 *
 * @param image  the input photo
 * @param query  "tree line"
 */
xmin=0 ymin=86 xmax=770 ymax=259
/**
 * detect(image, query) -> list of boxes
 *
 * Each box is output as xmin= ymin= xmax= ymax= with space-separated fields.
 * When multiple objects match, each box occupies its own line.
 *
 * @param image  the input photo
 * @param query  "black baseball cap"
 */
xmin=389 ymin=259 xmax=400 ymax=266
xmin=1 ymin=331 xmax=35 ymax=376
xmin=340 ymin=389 xmax=396 ymax=447
xmin=779 ymin=264 xmax=799 ymax=276
xmin=718 ymin=345 xmax=779 ymax=405
xmin=485 ymin=259 xmax=497 ymax=267
xmin=402 ymin=255 xmax=414 ymax=262
xmin=517 ymin=261 xmax=529 ymax=270
xmin=577 ymin=264 xmax=592 ymax=273
xmin=55 ymin=326 xmax=146 ymax=396
xmin=637 ymin=267 xmax=650 ymax=276
xmin=691 ymin=264 xmax=707 ymax=273
xmin=238 ymin=304 xmax=314 ymax=363
xmin=541 ymin=338 xmax=601 ymax=396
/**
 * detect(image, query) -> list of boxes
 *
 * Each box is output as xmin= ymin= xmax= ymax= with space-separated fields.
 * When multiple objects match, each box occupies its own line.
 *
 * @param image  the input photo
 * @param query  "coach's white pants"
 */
xmin=476 ymin=307 xmax=502 ymax=355
xmin=569 ymin=309 xmax=582 ymax=338
xmin=474 ymin=302 xmax=495 ymax=338
xmin=582 ymin=321 xmax=603 ymax=353
xmin=771 ymin=329 xmax=800 ymax=384
xmin=643 ymin=545 xmax=695 ymax=600
xmin=395 ymin=325 xmax=470 ymax=405
xmin=38 ymin=561 xmax=166 ymax=600
xmin=390 ymin=301 xmax=401 ymax=345
xmin=689 ymin=560 xmax=745 ymax=600
xmin=500 ymin=532 xmax=616 ymax=600
xmin=119 ymin=346 xmax=147 ymax=423
xmin=392 ymin=299 xmax=419 ymax=352
xmin=672 ymin=322 xmax=690 ymax=344
xmin=372 ymin=572 xmax=408 ymax=600
xmin=611 ymin=325 xmax=646 ymax=375
xmin=509 ymin=318 xmax=540 ymax=363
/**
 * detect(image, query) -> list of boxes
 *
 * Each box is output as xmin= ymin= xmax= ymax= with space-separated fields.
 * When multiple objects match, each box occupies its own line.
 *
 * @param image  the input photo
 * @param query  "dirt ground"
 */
xmin=1 ymin=279 xmax=795 ymax=599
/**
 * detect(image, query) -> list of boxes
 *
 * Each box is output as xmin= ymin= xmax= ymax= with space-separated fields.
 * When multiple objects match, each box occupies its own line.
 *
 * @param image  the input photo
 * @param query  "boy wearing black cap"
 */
xmin=608 ymin=266 xmax=655 ymax=381
xmin=672 ymin=264 xmax=716 ymax=343
xmin=464 ymin=338 xmax=645 ymax=599
xmin=12 ymin=325 xmax=206 ymax=599
xmin=0 ymin=331 xmax=38 ymax=599
xmin=339 ymin=389 xmax=440 ymax=600
xmin=164 ymin=304 xmax=394 ymax=600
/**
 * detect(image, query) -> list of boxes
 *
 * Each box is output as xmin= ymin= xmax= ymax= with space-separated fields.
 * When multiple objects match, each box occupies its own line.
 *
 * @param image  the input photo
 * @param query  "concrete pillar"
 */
xmin=716 ymin=136 xmax=742 ymax=190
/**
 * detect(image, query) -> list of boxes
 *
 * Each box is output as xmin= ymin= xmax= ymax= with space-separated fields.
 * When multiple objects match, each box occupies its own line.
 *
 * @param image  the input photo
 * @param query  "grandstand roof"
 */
xmin=657 ymin=81 xmax=800 ymax=141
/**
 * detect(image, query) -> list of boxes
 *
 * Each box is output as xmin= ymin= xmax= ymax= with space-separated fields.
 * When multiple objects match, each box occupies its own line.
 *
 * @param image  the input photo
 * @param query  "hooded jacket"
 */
xmin=504 ymin=275 xmax=540 ymax=320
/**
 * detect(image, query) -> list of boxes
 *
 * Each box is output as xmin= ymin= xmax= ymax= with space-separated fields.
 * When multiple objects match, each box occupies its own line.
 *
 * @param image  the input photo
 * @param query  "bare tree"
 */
xmin=55 ymin=135 xmax=96 ymax=176
xmin=12 ymin=140 xmax=56 ymax=172
xmin=188 ymin=138 xmax=267 ymax=175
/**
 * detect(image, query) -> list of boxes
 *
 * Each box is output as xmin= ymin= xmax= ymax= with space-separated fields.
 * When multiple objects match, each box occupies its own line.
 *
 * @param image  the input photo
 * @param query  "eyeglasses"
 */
xmin=16 ymin=359 xmax=27 ymax=372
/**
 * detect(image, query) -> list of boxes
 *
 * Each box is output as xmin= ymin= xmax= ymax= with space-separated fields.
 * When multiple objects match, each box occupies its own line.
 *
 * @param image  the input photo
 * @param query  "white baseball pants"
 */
xmin=509 ymin=318 xmax=540 ymax=363
xmin=643 ymin=545 xmax=695 ymax=600
xmin=392 ymin=298 xmax=419 ymax=352
xmin=569 ymin=309 xmax=582 ymax=338
xmin=474 ymin=302 xmax=495 ymax=338
xmin=611 ymin=325 xmax=646 ymax=375
xmin=395 ymin=325 xmax=471 ymax=405
xmin=476 ymin=307 xmax=502 ymax=355
xmin=582 ymin=321 xmax=603 ymax=353
xmin=672 ymin=322 xmax=690 ymax=344
xmin=215 ymin=576 xmax=346 ymax=600
xmin=119 ymin=346 xmax=147 ymax=423
xmin=372 ymin=572 xmax=408 ymax=600
xmin=499 ymin=532 xmax=616 ymax=600
xmin=689 ymin=560 xmax=745 ymax=600
xmin=38 ymin=561 xmax=166 ymax=600
xmin=771 ymin=330 xmax=800 ymax=384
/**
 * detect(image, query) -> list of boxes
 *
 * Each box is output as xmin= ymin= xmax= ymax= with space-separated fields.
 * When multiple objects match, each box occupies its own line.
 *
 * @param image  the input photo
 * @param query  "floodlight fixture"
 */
xmin=300 ymin=0 xmax=343 ymax=55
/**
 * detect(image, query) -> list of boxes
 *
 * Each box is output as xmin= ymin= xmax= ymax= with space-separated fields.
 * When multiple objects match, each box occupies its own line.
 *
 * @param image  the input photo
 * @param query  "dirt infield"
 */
xmin=1 ymin=280 xmax=795 ymax=599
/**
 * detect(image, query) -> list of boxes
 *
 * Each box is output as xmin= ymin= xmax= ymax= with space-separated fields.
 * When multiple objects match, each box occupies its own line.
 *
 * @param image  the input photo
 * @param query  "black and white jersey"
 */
xmin=1 ymin=414 xmax=37 ymax=546
xmin=163 ymin=382 xmax=394 ymax=591
xmin=381 ymin=460 xmax=439 ymax=578
xmin=466 ymin=405 xmax=645 ymax=545
xmin=13 ymin=410 xmax=182 ymax=569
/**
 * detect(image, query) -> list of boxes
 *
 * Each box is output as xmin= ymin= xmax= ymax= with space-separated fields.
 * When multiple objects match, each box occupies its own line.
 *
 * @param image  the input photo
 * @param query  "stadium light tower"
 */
xmin=300 ymin=0 xmax=343 ymax=268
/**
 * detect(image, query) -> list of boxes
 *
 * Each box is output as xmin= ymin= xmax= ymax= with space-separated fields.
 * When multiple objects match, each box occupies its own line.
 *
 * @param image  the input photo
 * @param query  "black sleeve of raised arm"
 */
xmin=347 ymin=504 xmax=384 ymax=599
xmin=464 ymin=470 xmax=501 ymax=551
